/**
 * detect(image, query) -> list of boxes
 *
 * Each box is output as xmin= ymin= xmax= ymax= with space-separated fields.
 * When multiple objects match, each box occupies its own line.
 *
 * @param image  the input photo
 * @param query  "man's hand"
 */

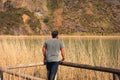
xmin=61 ymin=57 xmax=65 ymax=62
xmin=43 ymin=57 xmax=46 ymax=64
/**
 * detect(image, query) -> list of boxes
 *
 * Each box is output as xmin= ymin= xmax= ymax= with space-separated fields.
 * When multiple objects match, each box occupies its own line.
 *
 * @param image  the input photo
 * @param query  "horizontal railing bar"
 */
xmin=60 ymin=62 xmax=120 ymax=74
xmin=0 ymin=67 xmax=45 ymax=80
xmin=7 ymin=63 xmax=44 ymax=69
xmin=6 ymin=62 xmax=120 ymax=75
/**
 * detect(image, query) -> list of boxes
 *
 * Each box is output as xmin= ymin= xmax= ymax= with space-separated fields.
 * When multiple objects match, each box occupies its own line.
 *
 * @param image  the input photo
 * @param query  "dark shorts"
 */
xmin=46 ymin=62 xmax=59 ymax=80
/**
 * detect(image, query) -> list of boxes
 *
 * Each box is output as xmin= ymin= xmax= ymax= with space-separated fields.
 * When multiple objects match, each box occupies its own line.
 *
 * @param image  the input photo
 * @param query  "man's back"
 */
xmin=44 ymin=38 xmax=63 ymax=62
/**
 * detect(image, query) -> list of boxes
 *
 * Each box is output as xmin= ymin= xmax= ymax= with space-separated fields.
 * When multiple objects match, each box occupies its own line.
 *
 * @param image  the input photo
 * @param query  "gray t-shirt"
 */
xmin=43 ymin=38 xmax=64 ymax=62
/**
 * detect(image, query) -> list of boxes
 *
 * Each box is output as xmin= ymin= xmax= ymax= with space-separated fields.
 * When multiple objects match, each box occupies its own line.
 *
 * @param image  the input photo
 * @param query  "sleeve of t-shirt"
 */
xmin=43 ymin=41 xmax=47 ymax=48
xmin=60 ymin=40 xmax=64 ymax=49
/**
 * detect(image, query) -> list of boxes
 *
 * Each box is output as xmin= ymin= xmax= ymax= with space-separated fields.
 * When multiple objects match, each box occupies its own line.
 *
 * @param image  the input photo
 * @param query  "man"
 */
xmin=42 ymin=30 xmax=65 ymax=80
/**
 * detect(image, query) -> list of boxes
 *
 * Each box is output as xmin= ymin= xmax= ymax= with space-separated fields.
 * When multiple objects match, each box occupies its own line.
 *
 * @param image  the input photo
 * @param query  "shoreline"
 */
xmin=0 ymin=35 xmax=120 ymax=39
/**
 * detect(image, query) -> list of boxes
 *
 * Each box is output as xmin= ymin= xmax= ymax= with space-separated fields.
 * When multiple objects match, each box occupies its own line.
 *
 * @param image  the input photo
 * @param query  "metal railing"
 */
xmin=0 ymin=62 xmax=120 ymax=80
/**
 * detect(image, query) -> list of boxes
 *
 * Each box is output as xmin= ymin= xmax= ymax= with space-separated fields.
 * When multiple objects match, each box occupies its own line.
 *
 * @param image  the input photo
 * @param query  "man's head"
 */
xmin=51 ymin=30 xmax=58 ymax=38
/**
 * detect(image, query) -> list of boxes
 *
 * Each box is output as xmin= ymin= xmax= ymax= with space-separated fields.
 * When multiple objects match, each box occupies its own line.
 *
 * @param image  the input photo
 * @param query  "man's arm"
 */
xmin=60 ymin=48 xmax=65 ymax=61
xmin=42 ymin=46 xmax=46 ymax=63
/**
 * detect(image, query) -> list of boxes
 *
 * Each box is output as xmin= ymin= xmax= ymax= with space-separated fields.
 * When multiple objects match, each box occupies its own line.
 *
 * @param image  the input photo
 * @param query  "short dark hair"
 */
xmin=51 ymin=30 xmax=58 ymax=38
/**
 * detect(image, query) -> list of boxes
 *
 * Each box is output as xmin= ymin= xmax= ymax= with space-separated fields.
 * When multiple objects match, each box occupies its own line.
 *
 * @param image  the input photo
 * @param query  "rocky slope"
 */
xmin=0 ymin=0 xmax=120 ymax=35
xmin=47 ymin=0 xmax=120 ymax=34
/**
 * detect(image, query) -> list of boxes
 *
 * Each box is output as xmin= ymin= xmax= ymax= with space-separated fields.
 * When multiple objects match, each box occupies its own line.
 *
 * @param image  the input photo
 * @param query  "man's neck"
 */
xmin=52 ymin=38 xmax=57 ymax=39
xmin=52 ymin=36 xmax=58 ymax=39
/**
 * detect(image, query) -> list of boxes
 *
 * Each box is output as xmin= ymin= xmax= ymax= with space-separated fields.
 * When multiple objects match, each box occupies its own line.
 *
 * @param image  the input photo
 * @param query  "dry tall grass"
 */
xmin=0 ymin=36 xmax=120 ymax=80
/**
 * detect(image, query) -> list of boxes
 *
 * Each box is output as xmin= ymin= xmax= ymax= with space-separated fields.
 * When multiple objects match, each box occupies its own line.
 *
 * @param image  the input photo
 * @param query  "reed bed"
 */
xmin=0 ymin=36 xmax=120 ymax=80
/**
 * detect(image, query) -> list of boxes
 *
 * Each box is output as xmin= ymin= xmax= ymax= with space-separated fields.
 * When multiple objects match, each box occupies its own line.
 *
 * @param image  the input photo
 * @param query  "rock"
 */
xmin=104 ymin=0 xmax=120 ymax=6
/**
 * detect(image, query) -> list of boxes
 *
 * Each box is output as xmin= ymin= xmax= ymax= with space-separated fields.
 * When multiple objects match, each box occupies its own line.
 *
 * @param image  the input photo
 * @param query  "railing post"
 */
xmin=55 ymin=74 xmax=57 ymax=80
xmin=0 ymin=71 xmax=3 ymax=80
xmin=113 ymin=74 xmax=120 ymax=80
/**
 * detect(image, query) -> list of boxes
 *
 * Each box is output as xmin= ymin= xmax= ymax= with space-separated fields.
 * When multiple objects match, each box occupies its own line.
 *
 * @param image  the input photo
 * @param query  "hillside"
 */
xmin=63 ymin=0 xmax=120 ymax=34
xmin=0 ymin=0 xmax=120 ymax=35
